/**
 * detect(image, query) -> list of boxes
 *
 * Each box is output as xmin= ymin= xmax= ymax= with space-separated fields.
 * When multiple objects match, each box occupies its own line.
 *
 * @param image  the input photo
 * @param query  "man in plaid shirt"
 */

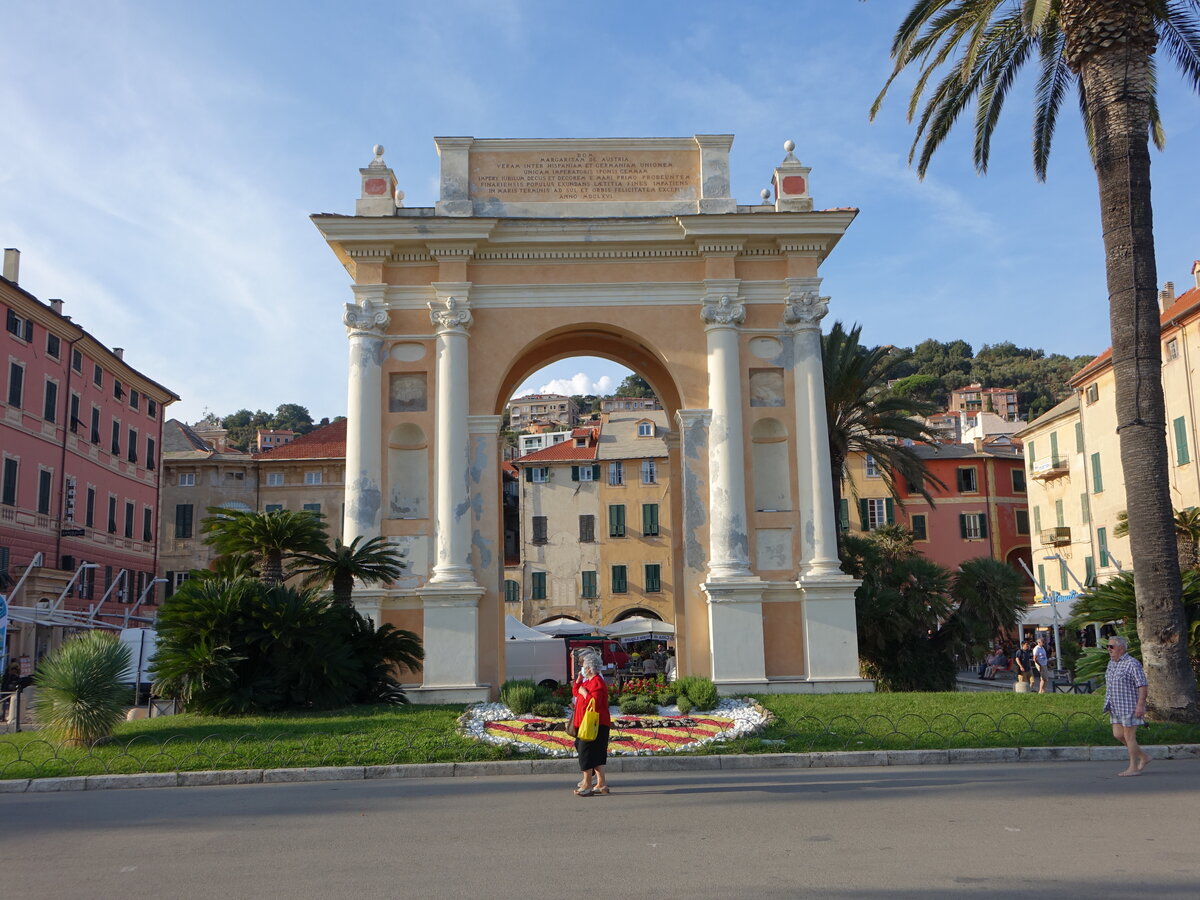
xmin=1103 ymin=635 xmax=1151 ymax=776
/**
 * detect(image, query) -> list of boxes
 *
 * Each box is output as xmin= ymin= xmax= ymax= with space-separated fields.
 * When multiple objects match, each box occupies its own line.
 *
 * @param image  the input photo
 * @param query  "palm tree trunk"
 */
xmin=332 ymin=570 xmax=355 ymax=606
xmin=1065 ymin=0 xmax=1199 ymax=721
xmin=263 ymin=550 xmax=284 ymax=585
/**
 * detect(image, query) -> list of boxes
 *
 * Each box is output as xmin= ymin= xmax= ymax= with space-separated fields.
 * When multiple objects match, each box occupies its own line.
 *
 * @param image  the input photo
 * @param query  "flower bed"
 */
xmin=458 ymin=698 xmax=774 ymax=757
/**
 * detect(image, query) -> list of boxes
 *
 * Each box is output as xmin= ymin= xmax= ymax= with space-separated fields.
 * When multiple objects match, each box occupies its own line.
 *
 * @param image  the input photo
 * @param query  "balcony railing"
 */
xmin=1041 ymin=526 xmax=1071 ymax=546
xmin=1031 ymin=456 xmax=1069 ymax=480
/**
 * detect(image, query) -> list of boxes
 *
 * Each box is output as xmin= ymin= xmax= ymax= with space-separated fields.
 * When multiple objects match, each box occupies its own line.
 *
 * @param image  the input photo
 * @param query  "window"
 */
xmin=1091 ymin=452 xmax=1103 ymax=493
xmin=1085 ymin=384 xmax=1098 ymax=405
xmin=1075 ymin=421 xmax=1084 ymax=453
xmin=1055 ymin=498 xmax=1065 ymax=528
xmin=304 ymin=471 xmax=323 ymax=485
xmin=124 ymin=501 xmax=134 ymax=538
xmin=46 ymin=333 xmax=60 ymax=359
xmin=581 ymin=571 xmax=598 ymax=599
xmin=571 ymin=464 xmax=599 ymax=482
xmin=960 ymin=512 xmax=988 ymax=540
xmin=69 ymin=393 xmax=80 ymax=433
xmin=645 ymin=564 xmax=662 ymax=592
xmin=1059 ymin=558 xmax=1069 ymax=592
xmin=1174 ymin=416 xmax=1190 ymax=465
xmin=37 ymin=469 xmax=52 ymax=514
xmin=865 ymin=455 xmax=879 ymax=477
xmin=147 ymin=398 xmax=157 ymax=419
xmin=1097 ymin=526 xmax=1109 ymax=567
xmin=642 ymin=503 xmax=659 ymax=536
xmin=838 ymin=498 xmax=850 ymax=533
xmin=1049 ymin=432 xmax=1060 ymax=465
xmin=85 ymin=487 xmax=95 ymax=527
xmin=956 ymin=467 xmax=978 ymax=492
xmin=1080 ymin=493 xmax=1090 ymax=524
xmin=264 ymin=503 xmax=283 ymax=513
xmin=1015 ymin=510 xmax=1030 ymax=536
xmin=530 ymin=467 xmax=550 ymax=483
xmin=1084 ymin=556 xmax=1096 ymax=586
xmin=859 ymin=498 xmax=894 ymax=530
xmin=110 ymin=420 xmax=120 ymax=455
xmin=1033 ymin=506 xmax=1042 ymax=533
xmin=93 ymin=363 xmax=103 ymax=388
xmin=1037 ymin=563 xmax=1046 ymax=592
xmin=611 ymin=565 xmax=628 ymax=594
xmin=127 ymin=428 xmax=138 ymax=463
xmin=1166 ymin=338 xmax=1180 ymax=360
xmin=531 ymin=571 xmax=547 ymax=600
xmin=608 ymin=461 xmax=624 ymax=486
xmin=641 ymin=459 xmax=657 ymax=484
xmin=303 ymin=503 xmax=321 ymax=514
xmin=1012 ymin=468 xmax=1026 ymax=493
xmin=5 ymin=309 xmax=32 ymax=341
xmin=175 ymin=504 xmax=194 ymax=539
xmin=146 ymin=436 xmax=155 ymax=470
xmin=90 ymin=407 xmax=100 ymax=444
xmin=532 ymin=516 xmax=548 ymax=544
xmin=638 ymin=422 xmax=653 ymax=437
xmin=505 ymin=579 xmax=520 ymax=603
xmin=113 ymin=379 xmax=124 ymax=400
xmin=911 ymin=514 xmax=928 ymax=541
xmin=129 ymin=389 xmax=140 ymax=411
xmin=42 ymin=379 xmax=57 ymax=422
xmin=107 ymin=496 xmax=118 ymax=534
xmin=71 ymin=348 xmax=82 ymax=373
xmin=7 ymin=361 xmax=23 ymax=407
xmin=609 ymin=504 xmax=626 ymax=537
xmin=178 ymin=473 xmax=196 ymax=487
xmin=142 ymin=507 xmax=153 ymax=542
xmin=266 ymin=472 xmax=284 ymax=486
xmin=579 ymin=514 xmax=595 ymax=542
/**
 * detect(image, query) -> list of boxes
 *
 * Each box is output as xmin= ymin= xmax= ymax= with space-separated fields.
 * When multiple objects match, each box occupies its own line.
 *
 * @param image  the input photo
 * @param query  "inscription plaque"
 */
xmin=469 ymin=149 xmax=698 ymax=203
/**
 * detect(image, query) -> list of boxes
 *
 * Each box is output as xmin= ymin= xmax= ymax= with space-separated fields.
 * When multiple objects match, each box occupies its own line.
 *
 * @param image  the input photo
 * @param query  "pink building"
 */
xmin=2 ymin=248 xmax=177 ymax=653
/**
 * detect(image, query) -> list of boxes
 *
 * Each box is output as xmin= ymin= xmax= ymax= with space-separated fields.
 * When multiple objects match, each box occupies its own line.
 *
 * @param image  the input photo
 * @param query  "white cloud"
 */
xmin=517 ymin=372 xmax=614 ymax=397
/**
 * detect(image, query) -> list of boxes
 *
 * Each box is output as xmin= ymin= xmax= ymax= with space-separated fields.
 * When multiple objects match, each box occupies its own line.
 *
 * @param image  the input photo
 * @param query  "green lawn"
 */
xmin=3 ymin=692 xmax=1198 ymax=781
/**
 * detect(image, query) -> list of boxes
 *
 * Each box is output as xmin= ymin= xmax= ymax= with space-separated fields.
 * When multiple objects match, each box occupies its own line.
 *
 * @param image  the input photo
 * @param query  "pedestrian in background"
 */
xmin=1103 ymin=636 xmax=1151 ymax=777
xmin=1033 ymin=636 xmax=1052 ymax=693
xmin=1014 ymin=640 xmax=1033 ymax=686
xmin=571 ymin=651 xmax=611 ymax=796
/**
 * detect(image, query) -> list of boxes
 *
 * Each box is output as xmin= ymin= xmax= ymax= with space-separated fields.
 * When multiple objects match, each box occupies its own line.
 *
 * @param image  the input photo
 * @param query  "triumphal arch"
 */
xmin=314 ymin=136 xmax=871 ymax=701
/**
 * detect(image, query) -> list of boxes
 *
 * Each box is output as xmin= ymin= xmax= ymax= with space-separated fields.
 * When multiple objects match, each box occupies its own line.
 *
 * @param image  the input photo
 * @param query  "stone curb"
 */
xmin=2 ymin=744 xmax=1197 ymax=793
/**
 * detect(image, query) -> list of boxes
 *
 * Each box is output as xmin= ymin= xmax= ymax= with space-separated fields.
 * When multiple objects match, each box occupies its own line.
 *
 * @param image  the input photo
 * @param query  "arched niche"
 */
xmin=751 ymin=417 xmax=791 ymax=512
xmin=388 ymin=422 xmax=428 ymax=519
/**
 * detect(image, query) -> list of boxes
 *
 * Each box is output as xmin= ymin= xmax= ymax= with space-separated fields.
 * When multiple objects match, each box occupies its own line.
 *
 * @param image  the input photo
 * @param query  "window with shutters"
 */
xmin=111 ymin=420 xmax=121 ymax=455
xmin=5 ymin=309 xmax=32 ymax=341
xmin=1084 ymin=556 xmax=1096 ymax=586
xmin=579 ymin=514 xmax=595 ymax=542
xmin=175 ymin=504 xmax=194 ymax=539
xmin=611 ymin=565 xmax=627 ymax=594
xmin=71 ymin=348 xmax=82 ymax=373
xmin=531 ymin=467 xmax=549 ymax=483
xmin=581 ymin=571 xmax=598 ymax=599
xmin=146 ymin=436 xmax=156 ymax=470
xmin=1091 ymin=452 xmax=1104 ymax=493
xmin=1011 ymin=468 xmax=1026 ymax=492
xmin=69 ymin=392 xmax=80 ymax=433
xmin=7 ymin=362 xmax=23 ymax=408
xmin=571 ymin=464 xmax=599 ymax=482
xmin=45 ymin=332 xmax=60 ymax=358
xmin=608 ymin=461 xmax=624 ymax=486
xmin=608 ymin=504 xmax=626 ymax=537
xmin=838 ymin=498 xmax=850 ymax=533
xmin=859 ymin=498 xmax=894 ymax=530
xmin=90 ymin=407 xmax=100 ymax=444
xmin=1085 ymin=384 xmax=1099 ymax=405
xmin=641 ymin=459 xmax=657 ymax=484
xmin=1015 ymin=510 xmax=1030 ymax=535
xmin=956 ymin=467 xmax=978 ymax=493
xmin=1080 ymin=493 xmax=1090 ymax=523
xmin=532 ymin=516 xmax=548 ymax=544
xmin=85 ymin=487 xmax=95 ymax=526
xmin=1097 ymin=527 xmax=1109 ymax=567
xmin=143 ymin=507 xmax=153 ymax=542
xmin=911 ymin=514 xmax=928 ymax=541
xmin=645 ymin=564 xmax=661 ymax=592
xmin=1173 ymin=416 xmax=1190 ymax=465
xmin=37 ymin=469 xmax=52 ymax=514
xmin=1055 ymin=499 xmax=1065 ymax=528
xmin=505 ymin=579 xmax=520 ymax=603
xmin=1166 ymin=337 xmax=1180 ymax=361
xmin=107 ymin=496 xmax=118 ymax=534
xmin=124 ymin=501 xmax=134 ymax=538
xmin=43 ymin=379 xmax=58 ymax=422
xmin=129 ymin=389 xmax=140 ymax=411
xmin=960 ymin=513 xmax=987 ymax=540
xmin=531 ymin=571 xmax=547 ymax=600
xmin=127 ymin=428 xmax=138 ymax=463
xmin=113 ymin=379 xmax=124 ymax=400
xmin=1075 ymin=421 xmax=1084 ymax=453
xmin=93 ymin=363 xmax=103 ymax=388
xmin=642 ymin=503 xmax=659 ymax=536
xmin=147 ymin=398 xmax=158 ymax=419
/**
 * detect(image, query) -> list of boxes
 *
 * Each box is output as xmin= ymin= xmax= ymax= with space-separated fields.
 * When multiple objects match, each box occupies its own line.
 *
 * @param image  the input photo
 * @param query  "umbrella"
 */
xmin=532 ymin=617 xmax=600 ymax=637
xmin=603 ymin=616 xmax=675 ymax=640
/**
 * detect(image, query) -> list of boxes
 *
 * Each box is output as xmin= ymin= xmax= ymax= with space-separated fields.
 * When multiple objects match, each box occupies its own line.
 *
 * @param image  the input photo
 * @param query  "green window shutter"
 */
xmin=571 ymin=466 xmax=579 ymax=481
xmin=839 ymin=498 xmax=850 ymax=532
xmin=609 ymin=505 xmax=625 ymax=537
xmin=612 ymin=565 xmax=627 ymax=593
xmin=531 ymin=572 xmax=546 ymax=600
xmin=1049 ymin=432 xmax=1059 ymax=464
xmin=581 ymin=571 xmax=597 ymax=599
xmin=1084 ymin=556 xmax=1096 ymax=585
xmin=885 ymin=498 xmax=895 ymax=525
xmin=1075 ymin=422 xmax=1084 ymax=453
xmin=1033 ymin=506 xmax=1041 ymax=533
xmin=1080 ymin=493 xmax=1090 ymax=523
xmin=643 ymin=503 xmax=659 ymax=536
xmin=1091 ymin=452 xmax=1103 ymax=493
xmin=592 ymin=464 xmax=600 ymax=481
xmin=1037 ymin=563 xmax=1046 ymax=593
xmin=1174 ymin=416 xmax=1190 ymax=465
xmin=1055 ymin=499 xmax=1064 ymax=528
xmin=978 ymin=515 xmax=988 ymax=539
xmin=1097 ymin=526 xmax=1109 ymax=566
xmin=1059 ymin=559 xmax=1069 ymax=591
xmin=859 ymin=499 xmax=870 ymax=530
xmin=912 ymin=515 xmax=927 ymax=540
xmin=165 ymin=571 xmax=175 ymax=598
xmin=524 ymin=467 xmax=533 ymax=483
xmin=959 ymin=514 xmax=967 ymax=539
xmin=645 ymin=564 xmax=661 ymax=592
xmin=1027 ymin=441 xmax=1036 ymax=467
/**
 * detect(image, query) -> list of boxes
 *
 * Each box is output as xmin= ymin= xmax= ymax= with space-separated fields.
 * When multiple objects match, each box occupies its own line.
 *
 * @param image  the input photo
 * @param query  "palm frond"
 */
xmin=1032 ymin=23 xmax=1072 ymax=180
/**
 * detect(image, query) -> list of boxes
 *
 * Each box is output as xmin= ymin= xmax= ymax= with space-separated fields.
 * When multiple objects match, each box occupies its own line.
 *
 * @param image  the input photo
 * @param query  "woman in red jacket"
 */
xmin=571 ymin=652 xmax=612 ymax=796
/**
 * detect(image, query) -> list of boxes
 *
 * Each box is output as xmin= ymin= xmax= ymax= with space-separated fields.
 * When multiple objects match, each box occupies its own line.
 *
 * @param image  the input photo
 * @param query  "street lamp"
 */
xmin=1041 ymin=554 xmax=1079 ymax=675
xmin=49 ymin=563 xmax=100 ymax=614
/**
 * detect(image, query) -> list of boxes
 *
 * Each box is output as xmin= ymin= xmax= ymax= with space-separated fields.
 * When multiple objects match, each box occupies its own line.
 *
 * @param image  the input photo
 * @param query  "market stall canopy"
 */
xmin=1019 ymin=595 xmax=1081 ymax=627
xmin=603 ymin=616 xmax=675 ymax=640
xmin=505 ymin=614 xmax=555 ymax=641
xmin=532 ymin=617 xmax=601 ymax=637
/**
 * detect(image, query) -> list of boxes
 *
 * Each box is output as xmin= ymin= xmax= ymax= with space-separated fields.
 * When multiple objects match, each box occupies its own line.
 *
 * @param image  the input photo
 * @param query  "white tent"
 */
xmin=603 ymin=616 xmax=675 ymax=640
xmin=1019 ymin=597 xmax=1080 ymax=627
xmin=532 ymin=617 xmax=600 ymax=637
xmin=505 ymin=614 xmax=555 ymax=641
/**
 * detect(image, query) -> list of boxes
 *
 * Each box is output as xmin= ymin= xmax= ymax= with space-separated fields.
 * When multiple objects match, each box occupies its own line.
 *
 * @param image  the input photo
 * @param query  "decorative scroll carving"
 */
xmin=343 ymin=303 xmax=389 ymax=335
xmin=429 ymin=295 xmax=473 ymax=332
xmin=701 ymin=294 xmax=745 ymax=327
xmin=784 ymin=291 xmax=829 ymax=329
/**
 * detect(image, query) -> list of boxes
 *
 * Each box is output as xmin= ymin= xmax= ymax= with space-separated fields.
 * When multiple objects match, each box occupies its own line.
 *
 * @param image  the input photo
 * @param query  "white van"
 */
xmin=504 ymin=637 xmax=568 ymax=688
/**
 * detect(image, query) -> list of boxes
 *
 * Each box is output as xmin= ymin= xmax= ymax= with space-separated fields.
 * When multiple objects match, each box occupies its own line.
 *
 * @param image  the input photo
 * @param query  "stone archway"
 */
xmin=315 ymin=135 xmax=872 ymax=701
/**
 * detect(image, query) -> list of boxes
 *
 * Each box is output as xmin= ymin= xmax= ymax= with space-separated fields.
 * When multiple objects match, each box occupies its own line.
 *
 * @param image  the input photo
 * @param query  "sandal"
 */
xmin=593 ymin=786 xmax=610 ymax=795
xmin=574 ymin=787 xmax=594 ymax=796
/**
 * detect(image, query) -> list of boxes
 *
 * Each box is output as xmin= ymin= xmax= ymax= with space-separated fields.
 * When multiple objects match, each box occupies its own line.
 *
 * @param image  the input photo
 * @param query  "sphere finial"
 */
xmin=373 ymin=144 xmax=385 ymax=158
xmin=783 ymin=140 xmax=795 ymax=153
xmin=760 ymin=188 xmax=771 ymax=203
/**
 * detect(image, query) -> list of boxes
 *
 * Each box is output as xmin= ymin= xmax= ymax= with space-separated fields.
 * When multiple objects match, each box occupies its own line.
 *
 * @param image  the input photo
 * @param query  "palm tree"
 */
xmin=201 ymin=507 xmax=328 ymax=584
xmin=289 ymin=535 xmax=407 ymax=606
xmin=872 ymin=0 xmax=1200 ymax=722
xmin=1114 ymin=507 xmax=1200 ymax=572
xmin=823 ymin=321 xmax=946 ymax=517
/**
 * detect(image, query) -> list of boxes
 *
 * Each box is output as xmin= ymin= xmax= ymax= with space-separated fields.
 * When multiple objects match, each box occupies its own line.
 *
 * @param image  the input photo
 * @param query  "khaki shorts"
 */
xmin=1017 ymin=671 xmax=1033 ymax=683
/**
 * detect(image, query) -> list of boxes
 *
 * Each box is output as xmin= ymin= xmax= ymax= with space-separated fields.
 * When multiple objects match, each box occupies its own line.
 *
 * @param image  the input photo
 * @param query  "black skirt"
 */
xmin=576 ymin=724 xmax=610 ymax=770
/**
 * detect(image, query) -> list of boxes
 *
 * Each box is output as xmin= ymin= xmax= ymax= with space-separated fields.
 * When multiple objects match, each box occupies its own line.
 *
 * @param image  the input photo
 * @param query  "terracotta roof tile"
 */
xmin=515 ymin=436 xmax=597 ymax=463
xmin=252 ymin=420 xmax=346 ymax=460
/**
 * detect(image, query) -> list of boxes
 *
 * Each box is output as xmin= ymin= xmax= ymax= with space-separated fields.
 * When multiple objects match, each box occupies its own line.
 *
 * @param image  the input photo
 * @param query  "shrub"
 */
xmin=674 ymin=675 xmax=719 ymax=711
xmin=656 ymin=687 xmax=678 ymax=706
xmin=618 ymin=693 xmax=658 ymax=715
xmin=532 ymin=700 xmax=567 ymax=717
xmin=33 ymin=631 xmax=132 ymax=745
xmin=500 ymin=679 xmax=538 ymax=715
xmin=675 ymin=695 xmax=694 ymax=714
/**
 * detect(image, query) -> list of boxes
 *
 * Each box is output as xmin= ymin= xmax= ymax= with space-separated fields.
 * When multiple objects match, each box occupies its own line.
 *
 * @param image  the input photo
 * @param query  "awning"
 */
xmin=532 ymin=617 xmax=600 ymax=637
xmin=1019 ymin=597 xmax=1080 ymax=627
xmin=602 ymin=616 xmax=675 ymax=640
xmin=505 ymin=614 xmax=555 ymax=641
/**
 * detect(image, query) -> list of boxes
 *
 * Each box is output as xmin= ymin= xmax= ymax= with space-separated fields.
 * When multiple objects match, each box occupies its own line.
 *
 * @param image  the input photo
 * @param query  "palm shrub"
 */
xmin=201 ymin=507 xmax=328 ymax=584
xmin=289 ymin=535 xmax=406 ymax=606
xmin=33 ymin=630 xmax=132 ymax=745
xmin=499 ymin=679 xmax=537 ymax=715
xmin=673 ymin=675 xmax=718 ymax=711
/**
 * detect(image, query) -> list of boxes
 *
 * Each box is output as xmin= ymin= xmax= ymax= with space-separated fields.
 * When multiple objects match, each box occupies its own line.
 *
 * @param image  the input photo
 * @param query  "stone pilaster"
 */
xmin=343 ymin=296 xmax=388 ymax=543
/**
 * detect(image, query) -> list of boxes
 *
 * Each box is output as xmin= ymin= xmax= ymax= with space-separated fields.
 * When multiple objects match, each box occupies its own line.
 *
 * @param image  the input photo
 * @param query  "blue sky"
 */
xmin=2 ymin=1 xmax=1196 ymax=423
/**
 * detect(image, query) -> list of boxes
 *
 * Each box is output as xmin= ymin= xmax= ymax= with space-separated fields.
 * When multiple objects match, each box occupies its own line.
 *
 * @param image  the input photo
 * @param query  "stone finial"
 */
xmin=357 ymin=143 xmax=400 ymax=216
xmin=772 ymin=139 xmax=812 ymax=212
xmin=760 ymin=189 xmax=771 ymax=204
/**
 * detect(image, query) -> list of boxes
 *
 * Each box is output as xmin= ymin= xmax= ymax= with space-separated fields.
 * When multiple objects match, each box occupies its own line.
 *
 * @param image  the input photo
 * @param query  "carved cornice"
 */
xmin=343 ymin=303 xmax=389 ymax=336
xmin=429 ymin=295 xmax=473 ymax=334
xmin=701 ymin=294 xmax=745 ymax=327
xmin=784 ymin=290 xmax=829 ymax=331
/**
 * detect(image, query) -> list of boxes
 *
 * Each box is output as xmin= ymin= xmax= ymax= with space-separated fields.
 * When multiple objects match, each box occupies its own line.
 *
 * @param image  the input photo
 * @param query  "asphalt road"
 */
xmin=3 ymin=759 xmax=1197 ymax=899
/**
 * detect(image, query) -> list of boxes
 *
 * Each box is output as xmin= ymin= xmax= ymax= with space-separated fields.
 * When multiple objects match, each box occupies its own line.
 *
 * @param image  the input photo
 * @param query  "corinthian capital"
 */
xmin=343 ymin=303 xmax=389 ymax=335
xmin=701 ymin=294 xmax=745 ymax=327
xmin=429 ymin=295 xmax=473 ymax=332
xmin=784 ymin=291 xmax=829 ymax=330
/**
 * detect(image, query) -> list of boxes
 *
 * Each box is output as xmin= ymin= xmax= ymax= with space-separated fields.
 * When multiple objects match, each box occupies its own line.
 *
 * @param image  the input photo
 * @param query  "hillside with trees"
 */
xmin=195 ymin=404 xmax=339 ymax=451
